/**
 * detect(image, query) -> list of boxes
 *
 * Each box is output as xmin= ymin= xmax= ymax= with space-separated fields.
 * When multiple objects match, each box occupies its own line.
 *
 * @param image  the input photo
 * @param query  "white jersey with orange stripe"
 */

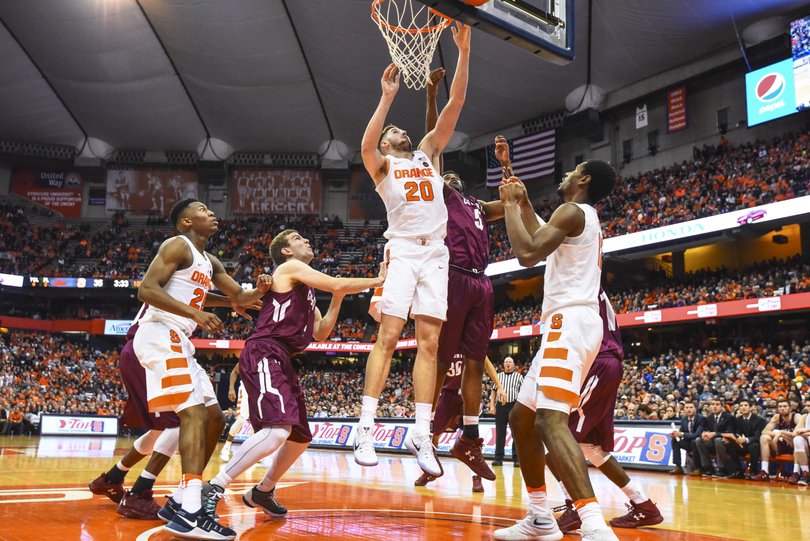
xmin=140 ymin=235 xmax=213 ymax=337
xmin=376 ymin=150 xmax=447 ymax=241
xmin=541 ymin=203 xmax=602 ymax=317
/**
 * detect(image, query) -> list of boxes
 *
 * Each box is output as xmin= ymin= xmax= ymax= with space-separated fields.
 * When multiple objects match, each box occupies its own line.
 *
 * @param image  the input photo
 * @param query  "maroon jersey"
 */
xmin=249 ymin=281 xmax=317 ymax=354
xmin=444 ymin=186 xmax=489 ymax=273
xmin=442 ymin=354 xmax=464 ymax=391
xmin=598 ymin=288 xmax=623 ymax=361
xmin=126 ymin=303 xmax=148 ymax=340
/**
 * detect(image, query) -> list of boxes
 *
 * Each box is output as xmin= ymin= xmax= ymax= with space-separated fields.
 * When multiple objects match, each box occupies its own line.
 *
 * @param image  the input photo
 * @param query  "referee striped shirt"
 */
xmin=498 ymin=370 xmax=524 ymax=403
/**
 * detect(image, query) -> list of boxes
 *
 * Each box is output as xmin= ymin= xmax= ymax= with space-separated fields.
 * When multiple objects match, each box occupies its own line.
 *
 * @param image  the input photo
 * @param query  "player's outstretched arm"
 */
xmin=420 ymin=22 xmax=470 ymax=164
xmin=204 ymin=291 xmax=263 ymax=321
xmin=209 ymin=255 xmax=272 ymax=307
xmin=138 ymin=237 xmax=223 ymax=334
xmin=484 ymin=357 xmax=508 ymax=404
xmin=500 ymin=177 xmax=584 ymax=268
xmin=425 ymin=68 xmax=445 ymax=134
xmin=361 ymin=63 xmax=399 ymax=184
xmin=277 ymin=259 xmax=385 ymax=297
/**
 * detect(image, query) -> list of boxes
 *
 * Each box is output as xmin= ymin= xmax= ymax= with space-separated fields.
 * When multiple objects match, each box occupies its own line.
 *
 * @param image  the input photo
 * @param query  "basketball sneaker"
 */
xmin=788 ymin=472 xmax=801 ymax=485
xmin=414 ymin=472 xmax=437 ymax=486
xmin=580 ymin=524 xmax=620 ymax=541
xmin=800 ymin=472 xmax=810 ymax=486
xmin=450 ymin=435 xmax=496 ymax=481
xmin=220 ymin=446 xmax=230 ymax=462
xmin=552 ymin=499 xmax=581 ymax=533
xmin=493 ymin=511 xmax=563 ymax=541
xmin=116 ymin=490 xmax=162 ymax=520
xmin=749 ymin=470 xmax=770 ymax=482
xmin=353 ymin=425 xmax=378 ymax=467
xmin=201 ymin=481 xmax=227 ymax=518
xmin=88 ymin=472 xmax=125 ymax=504
xmin=608 ymin=500 xmax=664 ymax=528
xmin=242 ymin=486 xmax=287 ymax=517
xmin=164 ymin=508 xmax=236 ymax=541
xmin=404 ymin=431 xmax=442 ymax=477
xmin=472 ymin=475 xmax=484 ymax=493
xmin=158 ymin=496 xmax=181 ymax=522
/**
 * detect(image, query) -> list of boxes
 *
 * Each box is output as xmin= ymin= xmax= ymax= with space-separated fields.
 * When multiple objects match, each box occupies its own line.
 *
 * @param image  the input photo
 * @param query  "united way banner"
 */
xmin=10 ymin=167 xmax=84 ymax=218
xmin=106 ymin=165 xmax=199 ymax=215
xmin=229 ymin=169 xmax=322 ymax=214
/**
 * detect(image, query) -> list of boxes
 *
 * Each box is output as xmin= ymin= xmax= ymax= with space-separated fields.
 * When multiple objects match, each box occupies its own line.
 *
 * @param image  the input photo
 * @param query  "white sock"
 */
xmin=620 ymin=479 xmax=647 ymax=504
xmin=182 ymin=478 xmax=202 ymax=514
xmin=463 ymin=416 xmax=478 ymax=426
xmin=801 ymin=465 xmax=809 ymax=473
xmin=558 ymin=480 xmax=571 ymax=501
xmin=140 ymin=470 xmax=157 ymax=481
xmin=527 ymin=487 xmax=549 ymax=516
xmin=760 ymin=461 xmax=769 ymax=472
xmin=360 ymin=396 xmax=378 ymax=426
xmin=577 ymin=500 xmax=608 ymax=530
xmin=116 ymin=460 xmax=130 ymax=472
xmin=222 ymin=441 xmax=231 ymax=450
xmin=256 ymin=440 xmax=309 ymax=492
xmin=172 ymin=482 xmax=183 ymax=503
xmin=414 ymin=403 xmax=432 ymax=436
xmin=214 ymin=426 xmax=292 ymax=489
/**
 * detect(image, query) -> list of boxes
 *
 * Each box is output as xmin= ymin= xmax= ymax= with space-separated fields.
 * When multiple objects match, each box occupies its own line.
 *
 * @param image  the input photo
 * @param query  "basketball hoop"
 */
xmin=371 ymin=0 xmax=453 ymax=90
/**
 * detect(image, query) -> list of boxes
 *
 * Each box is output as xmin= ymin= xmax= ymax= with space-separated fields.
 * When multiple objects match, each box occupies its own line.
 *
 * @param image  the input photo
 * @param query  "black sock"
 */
xmin=105 ymin=464 xmax=128 ymax=485
xmin=131 ymin=475 xmax=156 ymax=495
xmin=462 ymin=424 xmax=479 ymax=440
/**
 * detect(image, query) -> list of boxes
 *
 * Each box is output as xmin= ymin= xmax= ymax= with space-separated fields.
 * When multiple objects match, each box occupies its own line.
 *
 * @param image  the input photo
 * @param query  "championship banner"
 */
xmin=348 ymin=166 xmax=387 ymax=221
xmin=667 ymin=86 xmax=687 ymax=132
xmin=106 ymin=165 xmax=198 ymax=215
xmin=9 ymin=166 xmax=84 ymax=218
xmin=235 ymin=419 xmax=674 ymax=470
xmin=229 ymin=169 xmax=322 ymax=214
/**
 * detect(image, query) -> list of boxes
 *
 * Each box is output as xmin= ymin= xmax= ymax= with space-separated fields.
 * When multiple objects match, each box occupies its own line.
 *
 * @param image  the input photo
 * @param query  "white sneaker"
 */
xmin=353 ymin=425 xmax=378 ymax=466
xmin=579 ymin=524 xmax=619 ymax=541
xmin=493 ymin=512 xmax=563 ymax=541
xmin=219 ymin=447 xmax=230 ymax=462
xmin=404 ymin=432 xmax=442 ymax=477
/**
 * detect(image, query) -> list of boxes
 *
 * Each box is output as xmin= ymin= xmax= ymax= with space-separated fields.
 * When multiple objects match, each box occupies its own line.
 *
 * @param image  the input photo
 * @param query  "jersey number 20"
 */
xmin=404 ymin=181 xmax=434 ymax=202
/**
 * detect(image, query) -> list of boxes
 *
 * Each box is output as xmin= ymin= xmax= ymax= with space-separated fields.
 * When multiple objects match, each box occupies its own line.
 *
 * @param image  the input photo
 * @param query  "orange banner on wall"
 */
xmin=667 ymin=86 xmax=687 ymax=133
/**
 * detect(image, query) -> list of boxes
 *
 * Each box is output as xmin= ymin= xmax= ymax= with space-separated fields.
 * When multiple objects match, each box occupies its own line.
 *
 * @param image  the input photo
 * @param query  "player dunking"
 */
xmin=353 ymin=22 xmax=470 ymax=477
xmin=136 ymin=198 xmax=271 ymax=541
xmin=202 ymin=229 xmax=385 ymax=519
xmin=494 ymin=161 xmax=618 ymax=541
xmin=548 ymin=288 xmax=663 ymax=532
xmin=220 ymin=364 xmax=253 ymax=462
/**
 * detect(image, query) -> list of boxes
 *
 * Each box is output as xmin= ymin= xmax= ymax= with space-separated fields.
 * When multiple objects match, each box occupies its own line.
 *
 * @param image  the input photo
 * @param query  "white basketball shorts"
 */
xmin=378 ymin=237 xmax=449 ymax=321
xmin=517 ymin=304 xmax=603 ymax=414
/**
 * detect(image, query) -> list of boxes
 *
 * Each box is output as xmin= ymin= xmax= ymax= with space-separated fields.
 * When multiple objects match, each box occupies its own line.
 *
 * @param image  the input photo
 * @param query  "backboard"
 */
xmin=416 ymin=0 xmax=574 ymax=64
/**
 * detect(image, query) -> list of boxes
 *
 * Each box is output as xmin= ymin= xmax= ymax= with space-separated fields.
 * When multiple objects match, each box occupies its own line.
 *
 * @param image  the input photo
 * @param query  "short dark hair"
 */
xmin=169 ymin=198 xmax=199 ymax=228
xmin=738 ymin=398 xmax=752 ymax=407
xmin=582 ymin=159 xmax=616 ymax=203
xmin=776 ymin=398 xmax=790 ymax=406
xmin=378 ymin=125 xmax=396 ymax=151
xmin=269 ymin=229 xmax=298 ymax=266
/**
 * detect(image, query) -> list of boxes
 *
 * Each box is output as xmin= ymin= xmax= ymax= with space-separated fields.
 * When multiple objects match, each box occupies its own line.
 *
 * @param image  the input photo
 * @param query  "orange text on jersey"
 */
xmin=191 ymin=270 xmax=211 ymax=289
xmin=394 ymin=168 xmax=434 ymax=179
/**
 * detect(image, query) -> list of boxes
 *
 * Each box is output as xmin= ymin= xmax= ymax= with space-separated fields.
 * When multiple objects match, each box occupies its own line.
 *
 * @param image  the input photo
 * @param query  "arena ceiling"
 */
xmin=0 ymin=0 xmax=809 ymax=157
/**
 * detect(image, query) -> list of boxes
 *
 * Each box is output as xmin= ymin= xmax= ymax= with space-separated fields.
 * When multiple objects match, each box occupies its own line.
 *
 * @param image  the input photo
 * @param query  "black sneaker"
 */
xmin=712 ymin=470 xmax=729 ymax=479
xmin=242 ymin=486 xmax=287 ymax=517
xmin=158 ymin=496 xmax=181 ymax=522
xmin=728 ymin=470 xmax=746 ymax=480
xmin=164 ymin=508 xmax=236 ymax=540
xmin=201 ymin=481 xmax=226 ymax=518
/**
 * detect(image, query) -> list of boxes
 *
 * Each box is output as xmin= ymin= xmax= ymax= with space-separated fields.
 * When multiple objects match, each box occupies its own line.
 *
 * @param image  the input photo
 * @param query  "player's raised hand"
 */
xmin=451 ymin=22 xmax=471 ymax=51
xmin=194 ymin=311 xmax=224 ymax=334
xmin=256 ymin=273 xmax=273 ymax=292
xmin=499 ymin=176 xmax=526 ymax=204
xmin=231 ymin=299 xmax=260 ymax=321
xmin=382 ymin=63 xmax=400 ymax=97
xmin=427 ymin=67 xmax=446 ymax=97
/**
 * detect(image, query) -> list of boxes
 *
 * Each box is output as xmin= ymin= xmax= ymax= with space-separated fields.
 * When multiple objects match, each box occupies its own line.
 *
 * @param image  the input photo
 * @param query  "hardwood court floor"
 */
xmin=0 ymin=435 xmax=806 ymax=541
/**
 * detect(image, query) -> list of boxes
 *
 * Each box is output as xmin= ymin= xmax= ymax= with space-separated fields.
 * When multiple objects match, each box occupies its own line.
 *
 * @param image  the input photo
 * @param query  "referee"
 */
xmin=492 ymin=356 xmax=523 ymax=466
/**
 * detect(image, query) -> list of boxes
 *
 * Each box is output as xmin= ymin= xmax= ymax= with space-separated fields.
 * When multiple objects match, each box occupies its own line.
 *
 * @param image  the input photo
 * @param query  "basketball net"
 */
xmin=371 ymin=0 xmax=452 ymax=90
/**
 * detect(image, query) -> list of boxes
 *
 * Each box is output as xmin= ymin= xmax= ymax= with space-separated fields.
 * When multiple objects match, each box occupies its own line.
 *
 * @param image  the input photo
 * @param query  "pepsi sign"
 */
xmin=745 ymin=58 xmax=797 ymax=126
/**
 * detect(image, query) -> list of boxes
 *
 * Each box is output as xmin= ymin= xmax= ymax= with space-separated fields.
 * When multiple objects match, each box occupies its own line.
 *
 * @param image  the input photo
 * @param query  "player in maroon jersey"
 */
xmin=548 ymin=288 xmax=664 ymax=530
xmin=202 ymin=229 xmax=385 ymax=518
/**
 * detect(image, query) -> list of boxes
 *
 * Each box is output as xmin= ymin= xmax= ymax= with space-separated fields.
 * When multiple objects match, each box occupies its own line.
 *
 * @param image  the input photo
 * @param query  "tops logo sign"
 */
xmin=57 ymin=418 xmax=104 ymax=432
xmin=40 ymin=414 xmax=117 ymax=436
xmin=755 ymin=73 xmax=785 ymax=102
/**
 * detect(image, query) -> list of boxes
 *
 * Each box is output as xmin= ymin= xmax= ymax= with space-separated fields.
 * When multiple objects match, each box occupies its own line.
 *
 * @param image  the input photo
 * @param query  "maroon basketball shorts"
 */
xmin=433 ymin=388 xmax=464 ymax=435
xmin=239 ymin=339 xmax=312 ymax=441
xmin=437 ymin=271 xmax=494 ymax=364
xmin=119 ymin=339 xmax=180 ymax=430
xmin=568 ymin=353 xmax=623 ymax=452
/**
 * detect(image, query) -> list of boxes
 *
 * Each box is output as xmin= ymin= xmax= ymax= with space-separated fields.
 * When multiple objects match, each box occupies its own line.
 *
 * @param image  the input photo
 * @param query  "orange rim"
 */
xmin=371 ymin=0 xmax=453 ymax=34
